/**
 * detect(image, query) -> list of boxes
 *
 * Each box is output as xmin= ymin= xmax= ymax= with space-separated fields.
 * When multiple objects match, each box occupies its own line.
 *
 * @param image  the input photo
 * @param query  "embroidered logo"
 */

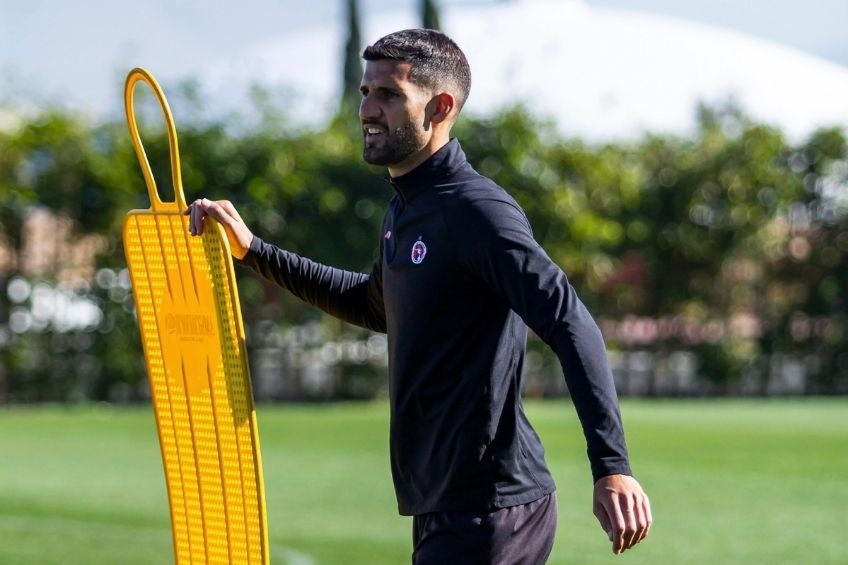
xmin=384 ymin=230 xmax=392 ymax=239
xmin=411 ymin=237 xmax=427 ymax=265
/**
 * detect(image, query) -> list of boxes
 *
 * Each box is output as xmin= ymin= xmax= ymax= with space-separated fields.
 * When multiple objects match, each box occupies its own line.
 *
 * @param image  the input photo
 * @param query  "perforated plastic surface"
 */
xmin=122 ymin=67 xmax=269 ymax=564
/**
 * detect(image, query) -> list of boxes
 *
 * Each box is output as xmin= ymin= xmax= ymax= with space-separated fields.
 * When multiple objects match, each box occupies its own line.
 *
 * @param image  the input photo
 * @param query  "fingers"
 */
xmin=594 ymin=493 xmax=625 ymax=554
xmin=613 ymin=492 xmax=651 ymax=554
xmin=640 ymin=493 xmax=653 ymax=543
xmin=186 ymin=198 xmax=232 ymax=236
xmin=593 ymin=474 xmax=652 ymax=555
xmin=621 ymin=491 xmax=652 ymax=552
xmin=609 ymin=494 xmax=627 ymax=555
xmin=185 ymin=198 xmax=210 ymax=236
xmin=184 ymin=198 xmax=254 ymax=259
xmin=619 ymin=494 xmax=639 ymax=551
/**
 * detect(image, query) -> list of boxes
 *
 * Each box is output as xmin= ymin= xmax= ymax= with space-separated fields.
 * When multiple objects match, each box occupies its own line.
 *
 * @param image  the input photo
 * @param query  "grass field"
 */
xmin=0 ymin=399 xmax=845 ymax=564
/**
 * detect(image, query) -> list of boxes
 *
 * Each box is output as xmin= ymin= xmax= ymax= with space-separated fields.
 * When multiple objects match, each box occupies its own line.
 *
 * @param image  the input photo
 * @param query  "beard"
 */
xmin=362 ymin=120 xmax=425 ymax=167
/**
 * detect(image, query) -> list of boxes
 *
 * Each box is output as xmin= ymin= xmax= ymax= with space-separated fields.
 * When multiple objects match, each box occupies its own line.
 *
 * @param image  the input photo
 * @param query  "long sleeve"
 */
xmin=461 ymin=197 xmax=631 ymax=482
xmin=237 ymin=236 xmax=386 ymax=333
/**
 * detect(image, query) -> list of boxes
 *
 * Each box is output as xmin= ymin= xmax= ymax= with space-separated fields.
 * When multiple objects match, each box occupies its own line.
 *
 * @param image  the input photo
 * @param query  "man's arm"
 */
xmin=241 ymin=236 xmax=386 ymax=332
xmin=461 ymin=196 xmax=651 ymax=554
xmin=186 ymin=198 xmax=386 ymax=333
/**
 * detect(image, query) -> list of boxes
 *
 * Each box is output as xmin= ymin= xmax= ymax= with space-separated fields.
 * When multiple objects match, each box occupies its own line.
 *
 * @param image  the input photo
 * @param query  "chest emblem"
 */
xmin=411 ymin=237 xmax=427 ymax=265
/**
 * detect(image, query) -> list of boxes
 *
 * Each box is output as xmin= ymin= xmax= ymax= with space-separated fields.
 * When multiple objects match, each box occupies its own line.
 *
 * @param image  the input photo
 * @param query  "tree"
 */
xmin=421 ymin=0 xmax=441 ymax=30
xmin=341 ymin=0 xmax=363 ymax=110
xmin=2 ymin=93 xmax=847 ymax=401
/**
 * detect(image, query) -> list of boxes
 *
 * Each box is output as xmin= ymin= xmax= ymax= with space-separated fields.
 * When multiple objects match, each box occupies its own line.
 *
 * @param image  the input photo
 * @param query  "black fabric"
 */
xmin=412 ymin=492 xmax=557 ymax=565
xmin=239 ymin=138 xmax=631 ymax=516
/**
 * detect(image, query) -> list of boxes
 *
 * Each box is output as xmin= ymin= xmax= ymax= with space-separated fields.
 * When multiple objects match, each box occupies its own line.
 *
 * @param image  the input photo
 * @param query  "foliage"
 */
xmin=0 ymin=90 xmax=846 ymax=401
xmin=456 ymin=105 xmax=848 ymax=394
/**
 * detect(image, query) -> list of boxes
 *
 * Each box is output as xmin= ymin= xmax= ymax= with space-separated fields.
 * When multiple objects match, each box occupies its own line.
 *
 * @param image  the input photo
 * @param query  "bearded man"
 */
xmin=188 ymin=28 xmax=651 ymax=564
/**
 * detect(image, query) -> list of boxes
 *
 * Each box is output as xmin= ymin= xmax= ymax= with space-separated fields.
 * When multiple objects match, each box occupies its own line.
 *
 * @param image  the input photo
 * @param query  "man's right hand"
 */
xmin=184 ymin=198 xmax=254 ymax=260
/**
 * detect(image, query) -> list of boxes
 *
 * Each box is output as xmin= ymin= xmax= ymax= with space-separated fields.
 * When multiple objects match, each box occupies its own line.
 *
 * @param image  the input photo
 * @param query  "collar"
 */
xmin=389 ymin=138 xmax=467 ymax=204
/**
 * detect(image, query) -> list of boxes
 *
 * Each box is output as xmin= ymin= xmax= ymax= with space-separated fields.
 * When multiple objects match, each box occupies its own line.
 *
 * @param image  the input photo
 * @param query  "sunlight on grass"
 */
xmin=0 ymin=399 xmax=845 ymax=564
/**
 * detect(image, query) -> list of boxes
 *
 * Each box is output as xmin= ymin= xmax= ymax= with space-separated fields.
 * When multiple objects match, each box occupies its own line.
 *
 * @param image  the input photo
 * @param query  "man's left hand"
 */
xmin=592 ymin=473 xmax=652 ymax=555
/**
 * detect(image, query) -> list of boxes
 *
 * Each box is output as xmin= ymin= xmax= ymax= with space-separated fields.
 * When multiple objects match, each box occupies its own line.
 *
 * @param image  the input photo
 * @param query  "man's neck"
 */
xmin=388 ymin=134 xmax=451 ymax=178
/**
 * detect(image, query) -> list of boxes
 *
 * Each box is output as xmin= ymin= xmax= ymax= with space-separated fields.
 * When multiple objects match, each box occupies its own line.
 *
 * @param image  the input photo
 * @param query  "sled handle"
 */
xmin=124 ymin=67 xmax=187 ymax=212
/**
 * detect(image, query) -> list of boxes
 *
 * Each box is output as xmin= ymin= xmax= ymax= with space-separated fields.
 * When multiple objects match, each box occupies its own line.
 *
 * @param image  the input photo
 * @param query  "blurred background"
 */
xmin=1 ymin=1 xmax=847 ymax=563
xmin=1 ymin=0 xmax=847 ymax=402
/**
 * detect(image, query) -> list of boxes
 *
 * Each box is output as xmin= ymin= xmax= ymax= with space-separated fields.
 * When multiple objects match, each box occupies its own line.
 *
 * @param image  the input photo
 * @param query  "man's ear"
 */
xmin=428 ymin=92 xmax=456 ymax=125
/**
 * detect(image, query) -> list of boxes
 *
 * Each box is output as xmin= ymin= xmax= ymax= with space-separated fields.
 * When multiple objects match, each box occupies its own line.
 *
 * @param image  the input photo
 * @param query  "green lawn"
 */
xmin=0 ymin=399 xmax=845 ymax=564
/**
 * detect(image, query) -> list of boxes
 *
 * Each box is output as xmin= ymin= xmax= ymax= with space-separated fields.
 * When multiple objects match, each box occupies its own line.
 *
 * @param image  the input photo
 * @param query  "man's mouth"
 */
xmin=363 ymin=124 xmax=386 ymax=137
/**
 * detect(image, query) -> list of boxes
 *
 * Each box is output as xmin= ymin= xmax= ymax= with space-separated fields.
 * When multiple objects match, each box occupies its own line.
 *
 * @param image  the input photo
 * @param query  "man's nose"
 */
xmin=359 ymin=95 xmax=380 ymax=121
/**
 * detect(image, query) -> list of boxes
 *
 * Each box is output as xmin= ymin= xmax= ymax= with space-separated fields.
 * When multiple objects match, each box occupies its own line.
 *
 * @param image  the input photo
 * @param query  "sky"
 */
xmin=1 ymin=0 xmax=847 ymax=137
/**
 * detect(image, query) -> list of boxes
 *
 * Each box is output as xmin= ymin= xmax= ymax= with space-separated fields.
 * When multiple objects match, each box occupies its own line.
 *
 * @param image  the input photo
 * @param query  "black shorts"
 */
xmin=412 ymin=493 xmax=557 ymax=565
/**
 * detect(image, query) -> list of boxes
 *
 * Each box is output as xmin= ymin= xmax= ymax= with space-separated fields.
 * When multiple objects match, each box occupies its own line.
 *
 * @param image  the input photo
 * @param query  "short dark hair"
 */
xmin=363 ymin=28 xmax=472 ymax=113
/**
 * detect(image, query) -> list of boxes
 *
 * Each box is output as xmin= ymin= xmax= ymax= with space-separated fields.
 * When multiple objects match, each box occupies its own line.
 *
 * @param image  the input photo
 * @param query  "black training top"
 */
xmin=238 ymin=139 xmax=632 ymax=516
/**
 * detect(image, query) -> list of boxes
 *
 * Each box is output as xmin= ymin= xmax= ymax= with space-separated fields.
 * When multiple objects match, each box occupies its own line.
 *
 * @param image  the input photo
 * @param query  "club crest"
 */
xmin=411 ymin=238 xmax=427 ymax=265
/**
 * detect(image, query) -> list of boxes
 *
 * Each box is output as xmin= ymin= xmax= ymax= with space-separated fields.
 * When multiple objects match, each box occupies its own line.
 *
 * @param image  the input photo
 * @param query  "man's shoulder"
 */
xmin=456 ymin=173 xmax=525 ymax=213
xmin=439 ymin=174 xmax=530 ymax=237
xmin=446 ymin=170 xmax=519 ymax=209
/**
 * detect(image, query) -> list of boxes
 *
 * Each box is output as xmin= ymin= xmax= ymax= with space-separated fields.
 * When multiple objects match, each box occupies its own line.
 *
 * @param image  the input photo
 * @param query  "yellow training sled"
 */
xmin=122 ymin=67 xmax=269 ymax=564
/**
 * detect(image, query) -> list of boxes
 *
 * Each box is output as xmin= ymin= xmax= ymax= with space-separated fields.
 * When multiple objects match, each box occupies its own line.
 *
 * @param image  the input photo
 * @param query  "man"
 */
xmin=188 ymin=29 xmax=651 ymax=563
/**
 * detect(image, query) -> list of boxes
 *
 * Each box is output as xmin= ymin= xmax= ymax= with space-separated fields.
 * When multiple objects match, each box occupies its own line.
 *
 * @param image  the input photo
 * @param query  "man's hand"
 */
xmin=593 ymin=474 xmax=652 ymax=555
xmin=184 ymin=198 xmax=253 ymax=260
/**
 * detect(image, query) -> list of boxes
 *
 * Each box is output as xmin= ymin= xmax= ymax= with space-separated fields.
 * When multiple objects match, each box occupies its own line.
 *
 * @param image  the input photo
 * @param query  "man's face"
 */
xmin=359 ymin=60 xmax=433 ymax=171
